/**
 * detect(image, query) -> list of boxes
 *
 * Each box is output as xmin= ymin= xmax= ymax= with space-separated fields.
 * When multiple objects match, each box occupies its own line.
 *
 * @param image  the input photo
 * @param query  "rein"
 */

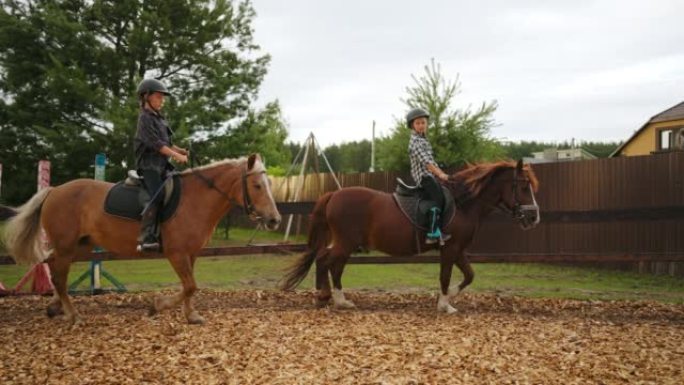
xmin=187 ymin=152 xmax=263 ymax=218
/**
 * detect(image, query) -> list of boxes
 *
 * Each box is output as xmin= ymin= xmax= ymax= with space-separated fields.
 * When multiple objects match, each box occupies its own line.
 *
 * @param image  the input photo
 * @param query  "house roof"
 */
xmin=650 ymin=101 xmax=684 ymax=123
xmin=610 ymin=101 xmax=684 ymax=157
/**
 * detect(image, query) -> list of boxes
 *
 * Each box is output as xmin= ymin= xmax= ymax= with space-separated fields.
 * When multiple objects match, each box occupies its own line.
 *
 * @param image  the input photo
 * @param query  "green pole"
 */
xmin=69 ymin=153 xmax=126 ymax=294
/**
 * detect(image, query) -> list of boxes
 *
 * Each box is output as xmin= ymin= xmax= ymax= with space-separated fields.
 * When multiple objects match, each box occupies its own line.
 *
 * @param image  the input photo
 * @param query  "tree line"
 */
xmin=284 ymin=139 xmax=620 ymax=177
xmin=0 ymin=1 xmax=619 ymax=205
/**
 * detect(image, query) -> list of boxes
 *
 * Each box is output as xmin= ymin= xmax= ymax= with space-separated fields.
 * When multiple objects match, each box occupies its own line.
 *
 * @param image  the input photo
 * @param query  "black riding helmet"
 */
xmin=406 ymin=108 xmax=429 ymax=129
xmin=137 ymin=78 xmax=170 ymax=111
xmin=137 ymin=78 xmax=170 ymax=96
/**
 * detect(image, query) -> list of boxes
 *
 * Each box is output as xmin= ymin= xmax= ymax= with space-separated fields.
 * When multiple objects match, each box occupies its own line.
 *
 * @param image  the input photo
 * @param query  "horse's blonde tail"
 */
xmin=280 ymin=192 xmax=334 ymax=291
xmin=3 ymin=187 xmax=53 ymax=265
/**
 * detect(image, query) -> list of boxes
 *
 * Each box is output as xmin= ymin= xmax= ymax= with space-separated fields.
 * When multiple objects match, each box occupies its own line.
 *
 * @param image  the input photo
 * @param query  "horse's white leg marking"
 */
xmin=437 ymin=291 xmax=458 ymax=314
xmin=184 ymin=296 xmax=205 ymax=324
xmin=332 ymin=288 xmax=356 ymax=309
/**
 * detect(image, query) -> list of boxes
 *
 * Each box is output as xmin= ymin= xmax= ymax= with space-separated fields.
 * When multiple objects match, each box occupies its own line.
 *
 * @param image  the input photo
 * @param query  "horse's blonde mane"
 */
xmin=179 ymin=156 xmax=264 ymax=175
xmin=450 ymin=161 xmax=539 ymax=197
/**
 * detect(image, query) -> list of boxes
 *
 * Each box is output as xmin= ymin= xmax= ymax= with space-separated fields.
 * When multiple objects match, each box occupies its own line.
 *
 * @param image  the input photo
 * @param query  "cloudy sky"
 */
xmin=251 ymin=0 xmax=684 ymax=147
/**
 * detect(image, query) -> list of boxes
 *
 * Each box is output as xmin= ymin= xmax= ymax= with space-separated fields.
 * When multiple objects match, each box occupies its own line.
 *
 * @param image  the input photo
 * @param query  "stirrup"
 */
xmin=137 ymin=241 xmax=160 ymax=252
xmin=426 ymin=227 xmax=442 ymax=238
xmin=426 ymin=227 xmax=442 ymax=244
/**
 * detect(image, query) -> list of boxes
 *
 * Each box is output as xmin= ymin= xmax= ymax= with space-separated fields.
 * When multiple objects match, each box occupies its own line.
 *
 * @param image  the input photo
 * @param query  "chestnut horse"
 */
xmin=3 ymin=154 xmax=281 ymax=325
xmin=281 ymin=160 xmax=539 ymax=313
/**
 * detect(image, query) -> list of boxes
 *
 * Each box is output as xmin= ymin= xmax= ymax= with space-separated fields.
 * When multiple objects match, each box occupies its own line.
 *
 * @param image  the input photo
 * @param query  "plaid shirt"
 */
xmin=408 ymin=132 xmax=436 ymax=184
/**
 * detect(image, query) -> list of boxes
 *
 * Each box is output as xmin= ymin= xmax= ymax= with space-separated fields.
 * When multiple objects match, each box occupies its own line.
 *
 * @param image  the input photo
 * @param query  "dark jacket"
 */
xmin=134 ymin=109 xmax=174 ymax=173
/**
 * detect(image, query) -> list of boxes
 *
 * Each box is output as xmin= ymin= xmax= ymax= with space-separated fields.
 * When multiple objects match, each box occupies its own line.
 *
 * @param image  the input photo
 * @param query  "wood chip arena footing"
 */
xmin=1 ymin=290 xmax=682 ymax=384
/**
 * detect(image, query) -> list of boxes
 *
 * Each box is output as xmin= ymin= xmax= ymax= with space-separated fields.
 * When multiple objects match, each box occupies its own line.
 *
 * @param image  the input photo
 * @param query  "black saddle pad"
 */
xmin=103 ymin=176 xmax=182 ymax=222
xmin=392 ymin=186 xmax=455 ymax=231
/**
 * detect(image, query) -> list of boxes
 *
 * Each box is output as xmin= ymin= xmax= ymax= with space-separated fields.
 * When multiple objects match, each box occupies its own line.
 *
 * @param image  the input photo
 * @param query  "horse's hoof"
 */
xmin=148 ymin=297 xmax=160 ymax=316
xmin=438 ymin=303 xmax=458 ymax=314
xmin=68 ymin=315 xmax=84 ymax=327
xmin=334 ymin=300 xmax=356 ymax=310
xmin=46 ymin=305 xmax=64 ymax=318
xmin=314 ymin=298 xmax=330 ymax=308
xmin=148 ymin=305 xmax=158 ymax=317
xmin=187 ymin=313 xmax=205 ymax=325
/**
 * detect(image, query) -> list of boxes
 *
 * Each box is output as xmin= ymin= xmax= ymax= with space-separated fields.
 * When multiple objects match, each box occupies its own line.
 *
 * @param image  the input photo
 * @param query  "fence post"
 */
xmin=13 ymin=160 xmax=54 ymax=295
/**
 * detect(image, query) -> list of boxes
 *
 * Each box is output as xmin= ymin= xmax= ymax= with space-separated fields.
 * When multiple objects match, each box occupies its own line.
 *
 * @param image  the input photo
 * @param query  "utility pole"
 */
xmin=370 ymin=120 xmax=376 ymax=172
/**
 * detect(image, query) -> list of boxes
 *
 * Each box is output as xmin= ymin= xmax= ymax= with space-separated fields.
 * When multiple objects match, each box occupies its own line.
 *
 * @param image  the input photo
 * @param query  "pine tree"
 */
xmin=376 ymin=59 xmax=503 ymax=172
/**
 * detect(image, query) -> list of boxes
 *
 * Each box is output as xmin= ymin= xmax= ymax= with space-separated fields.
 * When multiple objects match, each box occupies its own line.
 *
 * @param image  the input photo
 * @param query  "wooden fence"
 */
xmin=2 ymin=152 xmax=683 ymax=277
xmin=270 ymin=152 xmax=684 ymax=277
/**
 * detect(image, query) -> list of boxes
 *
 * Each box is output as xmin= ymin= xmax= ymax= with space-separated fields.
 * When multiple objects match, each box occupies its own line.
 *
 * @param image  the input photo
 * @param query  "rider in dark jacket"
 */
xmin=134 ymin=78 xmax=188 ymax=252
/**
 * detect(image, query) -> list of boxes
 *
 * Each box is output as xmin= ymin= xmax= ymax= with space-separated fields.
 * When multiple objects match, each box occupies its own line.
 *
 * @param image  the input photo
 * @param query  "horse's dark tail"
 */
xmin=280 ymin=192 xmax=334 ymax=291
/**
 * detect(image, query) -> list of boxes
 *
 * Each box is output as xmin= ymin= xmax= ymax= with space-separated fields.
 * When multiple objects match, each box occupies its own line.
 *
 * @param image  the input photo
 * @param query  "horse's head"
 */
xmin=240 ymin=154 xmax=282 ymax=230
xmin=497 ymin=159 xmax=540 ymax=230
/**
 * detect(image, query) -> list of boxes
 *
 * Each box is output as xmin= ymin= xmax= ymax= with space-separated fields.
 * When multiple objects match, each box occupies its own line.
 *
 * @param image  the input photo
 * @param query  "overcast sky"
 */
xmin=251 ymin=0 xmax=684 ymax=147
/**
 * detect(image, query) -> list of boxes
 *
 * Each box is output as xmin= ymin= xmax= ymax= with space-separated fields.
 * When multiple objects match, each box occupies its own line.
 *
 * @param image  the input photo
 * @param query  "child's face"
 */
xmin=412 ymin=117 xmax=428 ymax=134
xmin=148 ymin=92 xmax=165 ymax=110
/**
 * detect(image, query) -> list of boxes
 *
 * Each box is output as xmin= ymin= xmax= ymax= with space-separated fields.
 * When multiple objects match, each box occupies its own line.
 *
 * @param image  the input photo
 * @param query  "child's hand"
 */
xmin=173 ymin=153 xmax=188 ymax=164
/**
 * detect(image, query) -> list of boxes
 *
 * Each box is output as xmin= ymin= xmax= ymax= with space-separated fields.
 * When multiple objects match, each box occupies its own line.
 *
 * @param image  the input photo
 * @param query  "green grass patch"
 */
xmin=1 ymin=255 xmax=683 ymax=303
xmin=1 ymin=226 xmax=683 ymax=303
xmin=207 ymin=226 xmax=306 ymax=246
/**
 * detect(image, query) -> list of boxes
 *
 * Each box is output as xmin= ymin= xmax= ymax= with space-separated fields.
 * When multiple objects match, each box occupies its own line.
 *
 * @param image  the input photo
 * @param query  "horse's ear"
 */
xmin=247 ymin=153 xmax=259 ymax=170
xmin=516 ymin=159 xmax=524 ymax=172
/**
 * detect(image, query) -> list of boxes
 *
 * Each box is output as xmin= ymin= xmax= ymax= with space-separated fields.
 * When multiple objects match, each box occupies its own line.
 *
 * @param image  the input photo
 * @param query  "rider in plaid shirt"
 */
xmin=406 ymin=108 xmax=451 ymax=244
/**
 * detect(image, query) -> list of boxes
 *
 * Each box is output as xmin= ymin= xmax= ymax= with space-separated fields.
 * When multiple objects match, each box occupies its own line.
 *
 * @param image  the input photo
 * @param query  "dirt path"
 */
xmin=1 ymin=290 xmax=683 ymax=384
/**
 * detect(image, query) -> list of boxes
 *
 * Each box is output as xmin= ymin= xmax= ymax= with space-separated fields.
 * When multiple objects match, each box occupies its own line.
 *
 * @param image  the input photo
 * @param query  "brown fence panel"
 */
xmin=264 ymin=152 xmax=684 ymax=276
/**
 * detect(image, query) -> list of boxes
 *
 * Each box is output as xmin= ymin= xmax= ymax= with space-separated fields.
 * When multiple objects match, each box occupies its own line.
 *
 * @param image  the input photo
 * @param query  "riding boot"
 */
xmin=426 ymin=207 xmax=452 ymax=245
xmin=137 ymin=204 xmax=160 ymax=252
xmin=425 ymin=207 xmax=443 ymax=244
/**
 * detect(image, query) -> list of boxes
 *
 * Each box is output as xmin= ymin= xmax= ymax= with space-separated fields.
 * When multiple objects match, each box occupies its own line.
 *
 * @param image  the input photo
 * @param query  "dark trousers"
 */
xmin=420 ymin=174 xmax=445 ymax=211
xmin=420 ymin=174 xmax=446 ymax=232
xmin=138 ymin=169 xmax=164 ymax=244
xmin=140 ymin=169 xmax=164 ymax=208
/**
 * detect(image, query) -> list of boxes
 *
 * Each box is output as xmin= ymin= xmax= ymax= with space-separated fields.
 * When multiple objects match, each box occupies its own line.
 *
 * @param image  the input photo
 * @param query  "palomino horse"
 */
xmin=3 ymin=154 xmax=281 ymax=325
xmin=281 ymin=160 xmax=539 ymax=313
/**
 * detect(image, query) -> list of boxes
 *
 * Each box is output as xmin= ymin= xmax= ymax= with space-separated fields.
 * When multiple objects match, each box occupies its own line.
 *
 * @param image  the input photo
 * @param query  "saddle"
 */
xmin=103 ymin=171 xmax=182 ymax=222
xmin=392 ymin=178 xmax=456 ymax=231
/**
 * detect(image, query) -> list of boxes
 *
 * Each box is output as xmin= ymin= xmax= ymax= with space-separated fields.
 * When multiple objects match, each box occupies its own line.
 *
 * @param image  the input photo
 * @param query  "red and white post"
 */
xmin=13 ymin=160 xmax=54 ymax=295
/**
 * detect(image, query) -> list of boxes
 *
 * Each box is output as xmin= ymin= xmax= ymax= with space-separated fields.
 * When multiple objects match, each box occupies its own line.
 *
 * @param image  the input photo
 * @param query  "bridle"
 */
xmin=239 ymin=167 xmax=266 ymax=219
xmin=497 ymin=168 xmax=539 ymax=223
xmin=188 ymin=158 xmax=265 ymax=220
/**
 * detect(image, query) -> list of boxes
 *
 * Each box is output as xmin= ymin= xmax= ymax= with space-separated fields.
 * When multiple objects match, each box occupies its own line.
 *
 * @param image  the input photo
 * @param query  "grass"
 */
xmin=1 ymin=226 xmax=683 ymax=303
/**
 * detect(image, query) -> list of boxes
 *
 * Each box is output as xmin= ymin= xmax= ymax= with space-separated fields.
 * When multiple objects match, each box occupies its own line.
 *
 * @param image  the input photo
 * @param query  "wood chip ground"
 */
xmin=1 ymin=290 xmax=682 ymax=384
